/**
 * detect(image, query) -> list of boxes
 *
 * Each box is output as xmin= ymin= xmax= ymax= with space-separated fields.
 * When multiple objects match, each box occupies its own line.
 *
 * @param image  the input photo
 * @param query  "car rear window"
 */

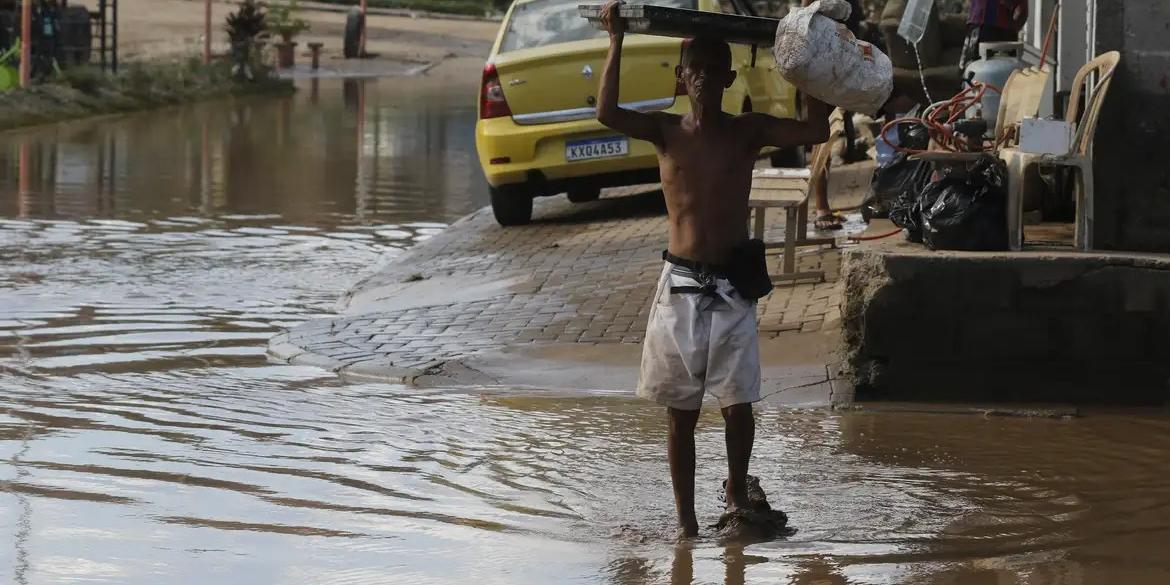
xmin=499 ymin=0 xmax=698 ymax=53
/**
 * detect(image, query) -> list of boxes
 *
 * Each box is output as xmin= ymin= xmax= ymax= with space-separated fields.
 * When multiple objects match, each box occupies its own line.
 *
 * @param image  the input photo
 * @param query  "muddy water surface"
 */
xmin=2 ymin=79 xmax=1170 ymax=585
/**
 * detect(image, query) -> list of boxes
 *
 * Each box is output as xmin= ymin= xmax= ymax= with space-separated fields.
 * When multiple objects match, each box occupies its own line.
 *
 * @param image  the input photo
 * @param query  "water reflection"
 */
xmin=0 ymin=78 xmax=486 ymax=223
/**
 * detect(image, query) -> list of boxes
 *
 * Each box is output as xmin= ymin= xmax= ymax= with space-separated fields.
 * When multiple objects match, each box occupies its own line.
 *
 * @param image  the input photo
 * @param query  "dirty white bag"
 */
xmin=773 ymin=0 xmax=893 ymax=115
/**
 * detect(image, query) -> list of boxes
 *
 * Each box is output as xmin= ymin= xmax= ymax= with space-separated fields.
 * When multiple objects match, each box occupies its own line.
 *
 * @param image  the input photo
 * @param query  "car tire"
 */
xmin=566 ymin=187 xmax=600 ymax=203
xmin=344 ymin=8 xmax=364 ymax=59
xmin=490 ymin=185 xmax=534 ymax=226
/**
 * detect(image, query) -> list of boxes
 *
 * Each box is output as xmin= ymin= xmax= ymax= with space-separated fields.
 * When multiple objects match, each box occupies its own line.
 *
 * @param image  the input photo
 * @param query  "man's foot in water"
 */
xmin=714 ymin=475 xmax=790 ymax=540
xmin=720 ymin=475 xmax=771 ymax=512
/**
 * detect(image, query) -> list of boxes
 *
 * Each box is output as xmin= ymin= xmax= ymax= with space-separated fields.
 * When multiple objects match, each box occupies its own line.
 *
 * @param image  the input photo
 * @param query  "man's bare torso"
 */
xmin=654 ymin=112 xmax=758 ymax=265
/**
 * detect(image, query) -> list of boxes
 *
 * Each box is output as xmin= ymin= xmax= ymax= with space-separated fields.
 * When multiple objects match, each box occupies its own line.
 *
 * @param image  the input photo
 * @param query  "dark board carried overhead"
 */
xmin=578 ymin=4 xmax=780 ymax=45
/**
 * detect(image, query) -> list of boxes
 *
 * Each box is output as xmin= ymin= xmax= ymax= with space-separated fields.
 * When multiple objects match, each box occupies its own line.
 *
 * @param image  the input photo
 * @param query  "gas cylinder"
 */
xmin=963 ymin=41 xmax=1024 ymax=132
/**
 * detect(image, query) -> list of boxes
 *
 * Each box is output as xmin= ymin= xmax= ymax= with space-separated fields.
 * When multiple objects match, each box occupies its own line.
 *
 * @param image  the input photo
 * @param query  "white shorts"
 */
xmin=636 ymin=261 xmax=762 ymax=411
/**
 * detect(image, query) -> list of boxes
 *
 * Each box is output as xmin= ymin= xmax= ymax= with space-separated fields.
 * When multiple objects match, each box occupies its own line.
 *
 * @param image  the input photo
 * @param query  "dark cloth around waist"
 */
xmin=663 ymin=250 xmax=729 ymax=278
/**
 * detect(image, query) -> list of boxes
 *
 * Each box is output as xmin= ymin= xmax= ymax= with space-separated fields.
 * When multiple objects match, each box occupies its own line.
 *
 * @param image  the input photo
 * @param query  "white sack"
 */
xmin=773 ymin=0 xmax=894 ymax=116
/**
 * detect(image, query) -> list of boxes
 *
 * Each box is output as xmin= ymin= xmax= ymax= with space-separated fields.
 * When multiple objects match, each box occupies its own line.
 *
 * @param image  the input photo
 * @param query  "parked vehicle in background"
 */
xmin=475 ymin=0 xmax=803 ymax=226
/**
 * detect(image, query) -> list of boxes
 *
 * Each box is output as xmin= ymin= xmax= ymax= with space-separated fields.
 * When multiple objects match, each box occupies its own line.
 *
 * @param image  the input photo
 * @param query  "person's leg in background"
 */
xmin=814 ymin=108 xmax=846 ymax=231
xmin=811 ymin=143 xmax=839 ymax=230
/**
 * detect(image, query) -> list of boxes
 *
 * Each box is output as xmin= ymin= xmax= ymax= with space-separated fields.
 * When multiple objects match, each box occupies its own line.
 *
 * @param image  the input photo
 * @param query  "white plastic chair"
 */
xmin=999 ymin=51 xmax=1121 ymax=250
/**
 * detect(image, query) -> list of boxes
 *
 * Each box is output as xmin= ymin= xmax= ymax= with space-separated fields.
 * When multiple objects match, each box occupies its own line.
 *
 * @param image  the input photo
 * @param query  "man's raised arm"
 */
xmin=596 ymin=1 xmax=664 ymax=145
xmin=744 ymin=96 xmax=832 ymax=150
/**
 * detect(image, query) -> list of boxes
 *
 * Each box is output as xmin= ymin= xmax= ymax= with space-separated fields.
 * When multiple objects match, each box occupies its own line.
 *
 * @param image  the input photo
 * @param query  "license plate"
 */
xmin=566 ymin=137 xmax=629 ymax=162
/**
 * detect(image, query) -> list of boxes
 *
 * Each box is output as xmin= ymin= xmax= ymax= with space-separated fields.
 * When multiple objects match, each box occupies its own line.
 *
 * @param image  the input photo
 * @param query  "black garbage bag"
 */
xmin=861 ymin=152 xmax=932 ymax=222
xmin=888 ymin=166 xmax=940 ymax=244
xmin=892 ymin=190 xmax=931 ymax=243
xmin=920 ymin=155 xmax=1009 ymax=251
xmin=898 ymin=120 xmax=931 ymax=151
xmin=864 ymin=120 xmax=932 ymax=222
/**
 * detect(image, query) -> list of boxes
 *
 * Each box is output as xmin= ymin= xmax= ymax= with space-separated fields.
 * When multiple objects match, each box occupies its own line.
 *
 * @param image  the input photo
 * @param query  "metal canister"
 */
xmin=963 ymin=41 xmax=1025 ymax=132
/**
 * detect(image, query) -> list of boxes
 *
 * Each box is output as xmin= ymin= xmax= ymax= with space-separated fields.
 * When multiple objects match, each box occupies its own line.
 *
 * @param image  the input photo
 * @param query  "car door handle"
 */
xmin=509 ymin=79 xmax=527 ymax=86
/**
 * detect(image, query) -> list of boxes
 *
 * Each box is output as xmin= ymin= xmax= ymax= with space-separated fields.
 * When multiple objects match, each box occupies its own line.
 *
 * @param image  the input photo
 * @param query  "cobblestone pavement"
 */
xmin=269 ymin=162 xmax=873 ymax=381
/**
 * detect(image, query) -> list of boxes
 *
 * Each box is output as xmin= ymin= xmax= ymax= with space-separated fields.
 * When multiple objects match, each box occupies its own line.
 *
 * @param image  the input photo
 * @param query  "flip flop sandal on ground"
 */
xmin=815 ymin=214 xmax=846 ymax=231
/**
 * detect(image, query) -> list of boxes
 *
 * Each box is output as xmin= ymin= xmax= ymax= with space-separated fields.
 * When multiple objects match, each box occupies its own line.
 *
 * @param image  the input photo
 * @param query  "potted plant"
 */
xmin=268 ymin=0 xmax=310 ymax=69
xmin=226 ymin=0 xmax=268 ymax=81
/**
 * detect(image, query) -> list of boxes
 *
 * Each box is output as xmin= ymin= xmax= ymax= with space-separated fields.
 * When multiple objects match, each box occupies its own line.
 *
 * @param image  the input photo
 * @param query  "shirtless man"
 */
xmin=597 ymin=1 xmax=830 ymax=537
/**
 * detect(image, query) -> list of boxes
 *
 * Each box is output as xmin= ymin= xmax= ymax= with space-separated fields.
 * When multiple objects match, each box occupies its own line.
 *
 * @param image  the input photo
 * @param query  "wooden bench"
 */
xmin=748 ymin=167 xmax=836 ymax=284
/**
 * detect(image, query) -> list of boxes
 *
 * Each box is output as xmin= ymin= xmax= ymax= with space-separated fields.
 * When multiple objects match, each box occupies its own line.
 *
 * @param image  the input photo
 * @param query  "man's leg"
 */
xmin=721 ymin=402 xmax=755 ymax=510
xmin=811 ymin=143 xmax=842 ymax=230
xmin=813 ymin=160 xmax=830 ymax=217
xmin=668 ymin=406 xmax=701 ymax=536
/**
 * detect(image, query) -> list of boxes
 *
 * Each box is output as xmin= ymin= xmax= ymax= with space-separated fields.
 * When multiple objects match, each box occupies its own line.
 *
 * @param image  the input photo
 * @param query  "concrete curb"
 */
xmin=268 ymin=333 xmax=343 ymax=371
xmin=269 ymin=327 xmax=435 ymax=383
xmin=337 ymin=358 xmax=433 ymax=384
xmin=296 ymin=0 xmax=503 ymax=23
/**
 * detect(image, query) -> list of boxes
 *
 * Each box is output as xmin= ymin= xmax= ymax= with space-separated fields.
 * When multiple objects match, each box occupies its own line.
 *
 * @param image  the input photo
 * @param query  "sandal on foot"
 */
xmin=720 ymin=474 xmax=771 ymax=511
xmin=711 ymin=507 xmax=791 ymax=541
xmin=815 ymin=213 xmax=845 ymax=231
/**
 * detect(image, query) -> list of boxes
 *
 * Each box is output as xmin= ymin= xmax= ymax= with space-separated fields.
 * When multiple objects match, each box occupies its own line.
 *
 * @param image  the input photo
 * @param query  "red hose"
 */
xmin=880 ymin=82 xmax=1005 ymax=155
xmin=849 ymin=228 xmax=903 ymax=242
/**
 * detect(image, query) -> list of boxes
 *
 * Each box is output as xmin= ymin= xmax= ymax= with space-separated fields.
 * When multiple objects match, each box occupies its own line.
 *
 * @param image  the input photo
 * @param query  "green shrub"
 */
xmin=0 ymin=53 xmax=291 ymax=132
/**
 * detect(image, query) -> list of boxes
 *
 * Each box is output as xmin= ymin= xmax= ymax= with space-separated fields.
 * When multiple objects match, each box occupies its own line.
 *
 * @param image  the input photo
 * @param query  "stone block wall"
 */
xmin=1092 ymin=0 xmax=1170 ymax=251
xmin=842 ymin=245 xmax=1170 ymax=404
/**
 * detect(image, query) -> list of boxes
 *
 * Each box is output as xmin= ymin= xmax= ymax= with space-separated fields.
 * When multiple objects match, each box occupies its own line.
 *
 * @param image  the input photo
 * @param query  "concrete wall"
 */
xmin=842 ymin=245 xmax=1170 ymax=404
xmin=1092 ymin=0 xmax=1170 ymax=251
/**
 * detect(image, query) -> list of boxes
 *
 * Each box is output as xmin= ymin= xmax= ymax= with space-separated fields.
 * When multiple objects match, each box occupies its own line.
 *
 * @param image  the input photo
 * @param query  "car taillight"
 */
xmin=480 ymin=63 xmax=512 ymax=120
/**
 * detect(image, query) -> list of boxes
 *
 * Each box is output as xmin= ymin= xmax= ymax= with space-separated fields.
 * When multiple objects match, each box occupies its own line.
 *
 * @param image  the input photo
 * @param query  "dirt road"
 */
xmin=117 ymin=0 xmax=498 ymax=78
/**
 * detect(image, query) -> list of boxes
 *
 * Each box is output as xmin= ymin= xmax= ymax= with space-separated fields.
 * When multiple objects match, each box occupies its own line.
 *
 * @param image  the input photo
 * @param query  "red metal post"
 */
xmin=360 ymin=0 xmax=368 ymax=57
xmin=204 ymin=0 xmax=213 ymax=64
xmin=18 ymin=141 xmax=32 ymax=216
xmin=19 ymin=0 xmax=32 ymax=87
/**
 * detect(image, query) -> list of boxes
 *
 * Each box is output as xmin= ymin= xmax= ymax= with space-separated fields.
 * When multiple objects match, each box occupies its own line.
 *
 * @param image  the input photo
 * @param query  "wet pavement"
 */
xmin=2 ymin=79 xmax=1170 ymax=584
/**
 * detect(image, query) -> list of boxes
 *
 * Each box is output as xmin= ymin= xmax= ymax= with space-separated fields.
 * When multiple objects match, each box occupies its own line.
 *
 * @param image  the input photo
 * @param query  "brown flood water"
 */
xmin=2 ymin=78 xmax=1170 ymax=585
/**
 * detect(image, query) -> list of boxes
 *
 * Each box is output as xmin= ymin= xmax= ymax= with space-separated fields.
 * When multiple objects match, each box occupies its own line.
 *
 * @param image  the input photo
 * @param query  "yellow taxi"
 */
xmin=475 ymin=0 xmax=803 ymax=225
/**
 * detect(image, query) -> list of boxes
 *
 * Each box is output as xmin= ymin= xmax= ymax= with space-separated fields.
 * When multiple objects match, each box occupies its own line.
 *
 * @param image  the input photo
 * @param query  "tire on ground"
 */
xmin=59 ymin=6 xmax=93 ymax=66
xmin=344 ymin=8 xmax=365 ymax=59
xmin=490 ymin=185 xmax=534 ymax=226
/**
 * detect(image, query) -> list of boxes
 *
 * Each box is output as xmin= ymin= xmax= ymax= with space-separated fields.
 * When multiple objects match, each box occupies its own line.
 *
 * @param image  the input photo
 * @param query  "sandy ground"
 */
xmin=402 ymin=332 xmax=845 ymax=408
xmin=117 ymin=0 xmax=499 ymax=78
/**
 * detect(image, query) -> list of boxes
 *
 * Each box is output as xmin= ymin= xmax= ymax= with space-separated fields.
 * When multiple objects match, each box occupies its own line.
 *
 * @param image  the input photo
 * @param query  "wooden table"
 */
xmin=748 ymin=168 xmax=836 ymax=284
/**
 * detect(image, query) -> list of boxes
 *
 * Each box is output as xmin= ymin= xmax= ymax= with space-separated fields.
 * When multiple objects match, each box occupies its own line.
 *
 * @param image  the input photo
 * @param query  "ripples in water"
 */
xmin=0 ymin=216 xmax=433 ymax=374
xmin=2 ymin=79 xmax=1170 ymax=584
xmin=3 ymin=379 xmax=1170 ymax=583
